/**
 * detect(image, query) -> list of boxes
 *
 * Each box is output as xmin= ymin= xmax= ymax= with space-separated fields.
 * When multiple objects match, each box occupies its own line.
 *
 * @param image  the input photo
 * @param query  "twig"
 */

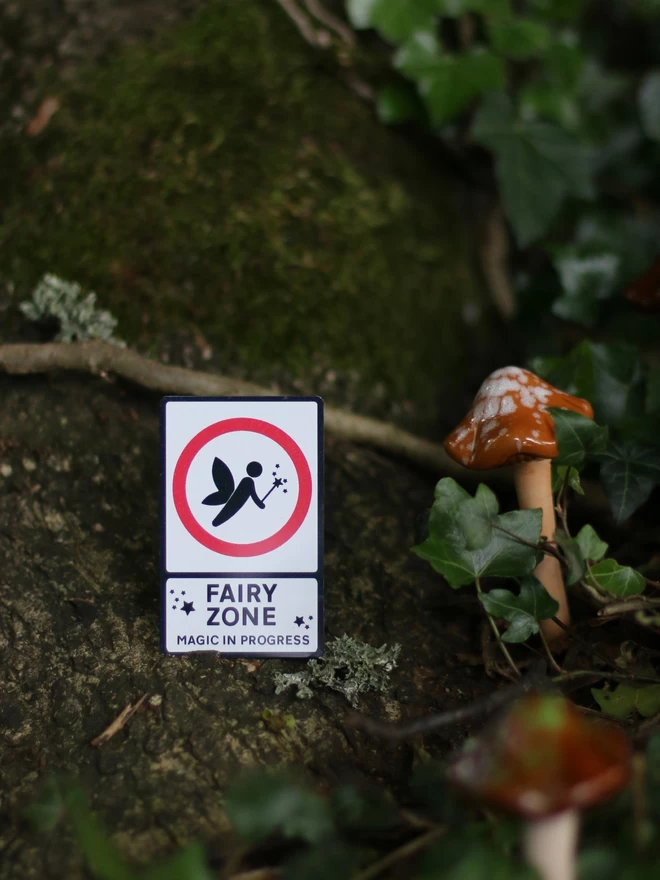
xmin=598 ymin=597 xmax=660 ymax=617
xmin=302 ymin=0 xmax=355 ymax=46
xmin=275 ymin=0 xmax=320 ymax=46
xmin=550 ymin=615 xmax=622 ymax=672
xmin=552 ymin=670 xmax=660 ymax=686
xmin=90 ymin=693 xmax=148 ymax=747
xmin=476 ymin=577 xmax=521 ymax=679
xmin=229 ymin=871 xmax=279 ymax=880
xmin=538 ymin=627 xmax=564 ymax=675
xmin=0 ymin=341 xmax=505 ymax=483
xmin=347 ymin=660 xmax=549 ymax=740
xmin=491 ymin=524 xmax=561 ymax=560
xmin=354 ymin=827 xmax=445 ymax=880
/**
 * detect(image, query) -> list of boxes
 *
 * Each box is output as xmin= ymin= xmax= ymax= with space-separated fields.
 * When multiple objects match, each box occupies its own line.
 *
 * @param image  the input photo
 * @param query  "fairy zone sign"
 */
xmin=161 ymin=397 xmax=323 ymax=657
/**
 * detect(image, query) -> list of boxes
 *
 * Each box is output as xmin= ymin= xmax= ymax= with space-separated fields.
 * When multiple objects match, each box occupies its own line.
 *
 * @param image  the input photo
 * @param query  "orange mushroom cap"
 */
xmin=448 ymin=693 xmax=631 ymax=819
xmin=444 ymin=367 xmax=594 ymax=470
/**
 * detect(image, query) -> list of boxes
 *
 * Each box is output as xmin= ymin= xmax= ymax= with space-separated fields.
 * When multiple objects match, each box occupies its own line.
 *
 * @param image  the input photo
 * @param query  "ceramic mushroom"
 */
xmin=444 ymin=366 xmax=593 ymax=646
xmin=448 ymin=693 xmax=631 ymax=880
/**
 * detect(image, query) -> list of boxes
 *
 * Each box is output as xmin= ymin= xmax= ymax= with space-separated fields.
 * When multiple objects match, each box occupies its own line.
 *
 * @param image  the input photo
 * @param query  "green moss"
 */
xmin=0 ymin=0 xmax=489 ymax=417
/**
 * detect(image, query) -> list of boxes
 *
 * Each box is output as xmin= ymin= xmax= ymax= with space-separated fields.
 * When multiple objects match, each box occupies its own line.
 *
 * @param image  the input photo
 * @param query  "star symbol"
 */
xmin=308 ymin=616 xmax=313 ymax=620
xmin=283 ymin=489 xmax=288 ymax=494
xmin=170 ymin=589 xmax=174 ymax=594
xmin=171 ymin=605 xmax=176 ymax=610
xmin=273 ymin=477 xmax=283 ymax=488
xmin=275 ymin=464 xmax=280 ymax=469
xmin=294 ymin=616 xmax=304 ymax=627
xmin=182 ymin=601 xmax=195 ymax=615
xmin=181 ymin=591 xmax=186 ymax=595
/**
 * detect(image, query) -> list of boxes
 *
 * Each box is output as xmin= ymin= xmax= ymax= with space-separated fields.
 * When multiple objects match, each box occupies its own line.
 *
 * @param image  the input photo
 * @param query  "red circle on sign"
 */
xmin=172 ymin=418 xmax=312 ymax=557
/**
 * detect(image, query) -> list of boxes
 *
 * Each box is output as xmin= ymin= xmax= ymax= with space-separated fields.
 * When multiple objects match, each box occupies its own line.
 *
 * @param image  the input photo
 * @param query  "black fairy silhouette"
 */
xmin=202 ymin=458 xmax=265 ymax=527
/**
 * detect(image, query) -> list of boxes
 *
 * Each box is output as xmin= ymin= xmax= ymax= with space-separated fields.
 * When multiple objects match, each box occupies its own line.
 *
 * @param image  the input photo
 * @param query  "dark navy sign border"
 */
xmin=160 ymin=396 xmax=324 ymax=659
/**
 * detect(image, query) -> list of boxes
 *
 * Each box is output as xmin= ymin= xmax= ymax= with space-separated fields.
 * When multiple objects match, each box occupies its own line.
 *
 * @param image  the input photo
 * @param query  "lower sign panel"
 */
xmin=164 ymin=577 xmax=320 ymax=655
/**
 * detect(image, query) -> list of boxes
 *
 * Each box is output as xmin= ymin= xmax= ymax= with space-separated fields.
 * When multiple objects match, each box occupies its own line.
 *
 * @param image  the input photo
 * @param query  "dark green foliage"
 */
xmin=412 ymin=478 xmax=542 ymax=588
xmin=478 ymin=575 xmax=559 ymax=642
xmin=472 ymin=92 xmax=593 ymax=246
xmin=548 ymin=407 xmax=607 ymax=469
xmin=25 ymin=778 xmax=213 ymax=880
xmin=225 ymin=771 xmax=334 ymax=845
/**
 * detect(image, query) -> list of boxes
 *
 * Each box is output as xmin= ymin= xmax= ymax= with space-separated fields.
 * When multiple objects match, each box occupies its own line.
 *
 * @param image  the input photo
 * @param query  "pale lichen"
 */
xmin=20 ymin=274 xmax=123 ymax=344
xmin=273 ymin=634 xmax=401 ymax=706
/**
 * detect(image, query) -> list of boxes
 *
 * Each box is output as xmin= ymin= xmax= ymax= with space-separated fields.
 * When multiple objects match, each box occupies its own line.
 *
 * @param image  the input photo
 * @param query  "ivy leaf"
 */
xmin=479 ymin=576 xmax=560 ymax=643
xmin=456 ymin=484 xmax=496 ymax=550
xmin=551 ymin=249 xmax=619 ymax=327
xmin=585 ymin=559 xmax=646 ymax=597
xmin=598 ymin=441 xmax=660 ymax=523
xmin=143 ymin=844 xmax=213 ymax=880
xmin=376 ymin=82 xmax=427 ymax=124
xmin=531 ymin=340 xmax=645 ymax=426
xmin=552 ymin=464 xmax=584 ymax=495
xmin=346 ymin=0 xmax=438 ymax=42
xmin=574 ymin=524 xmax=608 ymax=562
xmin=472 ymin=92 xmax=593 ymax=246
xmin=412 ymin=478 xmax=542 ymax=588
xmin=549 ymin=408 xmax=607 ymax=468
xmin=554 ymin=530 xmax=585 ymax=587
xmin=395 ymin=35 xmax=505 ymax=125
xmin=226 ymin=772 xmax=334 ymax=845
xmin=639 ymin=71 xmax=660 ymax=142
xmin=488 ymin=17 xmax=551 ymax=60
xmin=592 ymin=682 xmax=660 ymax=720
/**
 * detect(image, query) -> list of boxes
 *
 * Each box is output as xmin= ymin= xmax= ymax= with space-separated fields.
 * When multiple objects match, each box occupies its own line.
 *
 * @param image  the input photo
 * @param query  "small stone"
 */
xmin=0 ymin=464 xmax=12 ymax=478
xmin=22 ymin=458 xmax=37 ymax=472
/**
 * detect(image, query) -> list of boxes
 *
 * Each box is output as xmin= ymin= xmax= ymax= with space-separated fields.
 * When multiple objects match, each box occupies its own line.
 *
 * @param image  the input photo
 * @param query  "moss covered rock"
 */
xmin=1 ymin=0 xmax=494 ymax=426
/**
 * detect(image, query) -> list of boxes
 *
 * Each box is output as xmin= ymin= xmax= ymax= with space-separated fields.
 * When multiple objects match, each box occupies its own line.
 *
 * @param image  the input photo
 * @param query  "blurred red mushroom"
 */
xmin=444 ymin=367 xmax=593 ymax=647
xmin=449 ymin=693 xmax=631 ymax=880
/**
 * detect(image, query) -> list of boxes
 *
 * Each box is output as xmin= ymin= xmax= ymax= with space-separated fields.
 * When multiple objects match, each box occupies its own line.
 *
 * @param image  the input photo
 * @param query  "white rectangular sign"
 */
xmin=161 ymin=397 xmax=323 ymax=657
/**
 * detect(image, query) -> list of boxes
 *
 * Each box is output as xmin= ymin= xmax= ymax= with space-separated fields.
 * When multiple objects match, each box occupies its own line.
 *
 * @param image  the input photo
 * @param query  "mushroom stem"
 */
xmin=523 ymin=810 xmax=579 ymax=880
xmin=513 ymin=459 xmax=570 ymax=645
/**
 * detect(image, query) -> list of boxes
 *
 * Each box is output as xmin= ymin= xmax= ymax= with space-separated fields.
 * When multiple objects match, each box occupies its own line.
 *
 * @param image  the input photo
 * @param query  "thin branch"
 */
xmin=538 ymin=626 xmax=564 ymax=675
xmin=348 ymin=662 xmax=660 ymax=743
xmin=598 ymin=597 xmax=660 ymax=617
xmin=491 ymin=523 xmax=561 ymax=560
xmin=550 ymin=615 xmax=622 ymax=672
xmin=90 ymin=693 xmax=148 ymax=747
xmin=354 ymin=827 xmax=445 ymax=880
xmin=476 ymin=577 xmax=521 ymax=679
xmin=552 ymin=670 xmax=660 ymax=686
xmin=347 ymin=660 xmax=549 ymax=740
xmin=275 ymin=0 xmax=320 ymax=46
xmin=302 ymin=0 xmax=355 ymax=46
xmin=0 ymin=341 xmax=506 ymax=483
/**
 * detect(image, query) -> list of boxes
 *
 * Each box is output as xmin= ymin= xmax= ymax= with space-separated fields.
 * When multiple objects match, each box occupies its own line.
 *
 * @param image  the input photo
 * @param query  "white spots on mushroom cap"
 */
xmin=500 ymin=395 xmax=516 ymax=416
xmin=482 ymin=419 xmax=499 ymax=435
xmin=531 ymin=430 xmax=540 ymax=439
